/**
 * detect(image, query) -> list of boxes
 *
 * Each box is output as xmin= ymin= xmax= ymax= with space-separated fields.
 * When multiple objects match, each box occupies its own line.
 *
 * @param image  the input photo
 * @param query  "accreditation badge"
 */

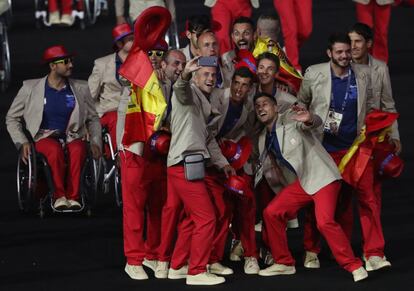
xmin=324 ymin=110 xmax=343 ymax=135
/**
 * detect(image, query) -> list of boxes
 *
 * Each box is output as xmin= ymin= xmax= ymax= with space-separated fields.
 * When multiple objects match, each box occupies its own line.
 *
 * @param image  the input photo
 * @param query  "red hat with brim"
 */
xmin=373 ymin=142 xmax=404 ymax=178
xmin=151 ymin=39 xmax=168 ymax=51
xmin=42 ymin=45 xmax=75 ymax=64
xmin=224 ymin=175 xmax=248 ymax=197
xmin=219 ymin=136 xmax=252 ymax=170
xmin=113 ymin=23 xmax=133 ymax=43
xmin=148 ymin=130 xmax=171 ymax=156
xmin=365 ymin=110 xmax=399 ymax=134
xmin=234 ymin=49 xmax=257 ymax=75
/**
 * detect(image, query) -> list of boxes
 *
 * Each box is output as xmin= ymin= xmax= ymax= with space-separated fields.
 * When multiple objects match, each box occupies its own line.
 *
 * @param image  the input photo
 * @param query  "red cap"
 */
xmin=373 ymin=142 xmax=404 ymax=178
xmin=234 ymin=49 xmax=257 ymax=74
xmin=224 ymin=175 xmax=249 ymax=197
xmin=42 ymin=45 xmax=74 ymax=63
xmin=112 ymin=23 xmax=133 ymax=43
xmin=148 ymin=130 xmax=171 ymax=156
xmin=151 ymin=39 xmax=168 ymax=51
xmin=219 ymin=136 xmax=252 ymax=170
xmin=365 ymin=110 xmax=399 ymax=134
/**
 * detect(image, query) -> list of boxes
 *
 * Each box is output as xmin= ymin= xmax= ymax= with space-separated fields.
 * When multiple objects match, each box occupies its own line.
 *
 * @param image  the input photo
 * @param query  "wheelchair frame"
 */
xmin=0 ymin=7 xmax=11 ymax=92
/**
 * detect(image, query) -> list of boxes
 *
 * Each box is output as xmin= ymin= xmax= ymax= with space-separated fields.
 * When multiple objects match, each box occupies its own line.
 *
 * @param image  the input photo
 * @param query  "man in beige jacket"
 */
xmin=6 ymin=45 xmax=101 ymax=210
xmin=254 ymin=92 xmax=368 ymax=282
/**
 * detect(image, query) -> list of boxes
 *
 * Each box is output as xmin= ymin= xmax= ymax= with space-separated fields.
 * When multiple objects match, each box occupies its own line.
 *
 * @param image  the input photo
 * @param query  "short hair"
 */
xmin=187 ymin=15 xmax=211 ymax=34
xmin=257 ymin=52 xmax=280 ymax=72
xmin=253 ymin=91 xmax=276 ymax=104
xmin=349 ymin=22 xmax=373 ymax=41
xmin=161 ymin=49 xmax=185 ymax=63
xmin=327 ymin=32 xmax=351 ymax=50
xmin=232 ymin=67 xmax=254 ymax=82
xmin=196 ymin=30 xmax=217 ymax=46
xmin=233 ymin=16 xmax=255 ymax=30
xmin=257 ymin=14 xmax=281 ymax=39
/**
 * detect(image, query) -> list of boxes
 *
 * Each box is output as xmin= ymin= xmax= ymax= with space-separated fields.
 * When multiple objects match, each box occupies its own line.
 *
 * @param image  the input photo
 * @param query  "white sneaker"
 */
xmin=155 ymin=261 xmax=169 ymax=279
xmin=255 ymin=220 xmax=262 ymax=232
xmin=244 ymin=257 xmax=260 ymax=274
xmin=186 ymin=272 xmax=225 ymax=286
xmin=53 ymin=197 xmax=69 ymax=210
xmin=304 ymin=251 xmax=320 ymax=269
xmin=258 ymin=263 xmax=296 ymax=276
xmin=287 ymin=218 xmax=299 ymax=229
xmin=208 ymin=262 xmax=234 ymax=275
xmin=352 ymin=266 xmax=368 ymax=282
xmin=365 ymin=256 xmax=391 ymax=271
xmin=229 ymin=239 xmax=244 ymax=261
xmin=60 ymin=14 xmax=74 ymax=26
xmin=67 ymin=199 xmax=81 ymax=210
xmin=168 ymin=265 xmax=188 ymax=279
xmin=124 ymin=263 xmax=148 ymax=280
xmin=143 ymin=258 xmax=157 ymax=272
xmin=49 ymin=11 xmax=60 ymax=25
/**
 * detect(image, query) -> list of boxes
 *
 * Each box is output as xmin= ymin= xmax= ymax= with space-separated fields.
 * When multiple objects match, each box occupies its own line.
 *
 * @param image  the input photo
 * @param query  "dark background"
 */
xmin=1 ymin=1 xmax=413 ymax=290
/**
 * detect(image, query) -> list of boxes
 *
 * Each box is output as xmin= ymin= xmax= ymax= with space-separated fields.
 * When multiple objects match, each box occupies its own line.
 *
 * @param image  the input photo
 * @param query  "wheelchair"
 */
xmin=96 ymin=127 xmax=122 ymax=207
xmin=16 ymin=140 xmax=100 ymax=218
xmin=34 ymin=0 xmax=108 ymax=29
xmin=0 ymin=0 xmax=11 ymax=92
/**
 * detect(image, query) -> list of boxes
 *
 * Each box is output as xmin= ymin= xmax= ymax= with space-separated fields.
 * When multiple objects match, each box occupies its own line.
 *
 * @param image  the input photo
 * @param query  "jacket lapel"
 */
xmin=67 ymin=79 xmax=80 ymax=132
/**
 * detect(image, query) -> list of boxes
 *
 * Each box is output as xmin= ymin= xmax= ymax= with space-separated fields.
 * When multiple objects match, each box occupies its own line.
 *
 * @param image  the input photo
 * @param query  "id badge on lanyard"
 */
xmin=323 ymin=69 xmax=352 ymax=136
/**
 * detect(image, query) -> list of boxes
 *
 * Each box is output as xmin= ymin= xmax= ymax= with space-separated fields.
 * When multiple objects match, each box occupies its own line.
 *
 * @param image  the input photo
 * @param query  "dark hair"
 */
xmin=233 ymin=16 xmax=255 ymax=30
xmin=253 ymin=91 xmax=276 ymax=104
xmin=327 ymin=32 xmax=351 ymax=50
xmin=187 ymin=15 xmax=211 ymax=34
xmin=232 ymin=67 xmax=254 ymax=82
xmin=349 ymin=22 xmax=373 ymax=41
xmin=256 ymin=52 xmax=280 ymax=72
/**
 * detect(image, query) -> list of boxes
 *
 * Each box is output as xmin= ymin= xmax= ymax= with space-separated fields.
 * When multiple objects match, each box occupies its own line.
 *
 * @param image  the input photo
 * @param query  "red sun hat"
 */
xmin=148 ymin=130 xmax=171 ymax=156
xmin=365 ymin=110 xmax=399 ymax=134
xmin=219 ymin=136 xmax=252 ymax=170
xmin=42 ymin=45 xmax=74 ymax=63
xmin=373 ymin=142 xmax=404 ymax=178
xmin=224 ymin=175 xmax=248 ymax=197
xmin=151 ymin=39 xmax=168 ymax=51
xmin=112 ymin=23 xmax=133 ymax=43
xmin=234 ymin=49 xmax=257 ymax=74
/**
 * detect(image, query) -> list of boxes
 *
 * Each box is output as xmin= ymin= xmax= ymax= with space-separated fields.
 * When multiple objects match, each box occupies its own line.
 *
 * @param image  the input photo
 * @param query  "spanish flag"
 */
xmin=253 ymin=37 xmax=303 ymax=94
xmin=119 ymin=49 xmax=167 ymax=146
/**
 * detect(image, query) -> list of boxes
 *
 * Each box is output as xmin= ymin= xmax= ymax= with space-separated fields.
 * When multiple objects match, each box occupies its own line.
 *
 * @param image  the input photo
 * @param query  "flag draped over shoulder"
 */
xmin=119 ymin=50 xmax=167 ymax=146
xmin=253 ymin=37 xmax=303 ymax=93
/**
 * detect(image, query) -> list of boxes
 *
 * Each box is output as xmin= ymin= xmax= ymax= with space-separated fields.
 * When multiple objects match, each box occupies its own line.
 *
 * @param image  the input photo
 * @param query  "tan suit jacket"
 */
xmin=353 ymin=0 xmax=394 ymax=5
xmin=88 ymin=53 xmax=123 ymax=117
xmin=204 ymin=0 xmax=259 ymax=8
xmin=368 ymin=55 xmax=400 ymax=140
xmin=256 ymin=110 xmax=341 ymax=195
xmin=167 ymin=77 xmax=222 ymax=167
xmin=297 ymin=62 xmax=372 ymax=141
xmin=6 ymin=76 xmax=102 ymax=150
xmin=180 ymin=45 xmax=192 ymax=62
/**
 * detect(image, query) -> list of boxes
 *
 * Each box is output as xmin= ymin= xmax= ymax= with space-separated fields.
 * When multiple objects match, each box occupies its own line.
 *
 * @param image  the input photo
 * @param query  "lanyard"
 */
xmin=330 ymin=68 xmax=352 ymax=113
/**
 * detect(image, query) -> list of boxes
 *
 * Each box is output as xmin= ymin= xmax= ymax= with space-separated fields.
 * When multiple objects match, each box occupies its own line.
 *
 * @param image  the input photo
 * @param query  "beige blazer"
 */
xmin=368 ymin=55 xmax=400 ymax=140
xmin=256 ymin=110 xmax=341 ymax=195
xmin=167 ymin=77 xmax=222 ymax=167
xmin=297 ymin=62 xmax=372 ymax=141
xmin=88 ymin=53 xmax=123 ymax=117
xmin=180 ymin=45 xmax=192 ymax=62
xmin=204 ymin=0 xmax=259 ymax=8
xmin=353 ymin=0 xmax=394 ymax=5
xmin=6 ymin=76 xmax=102 ymax=150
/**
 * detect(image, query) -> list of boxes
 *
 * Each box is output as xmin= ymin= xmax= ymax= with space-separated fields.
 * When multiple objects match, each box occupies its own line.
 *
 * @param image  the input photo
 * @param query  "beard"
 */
xmin=331 ymin=56 xmax=350 ymax=68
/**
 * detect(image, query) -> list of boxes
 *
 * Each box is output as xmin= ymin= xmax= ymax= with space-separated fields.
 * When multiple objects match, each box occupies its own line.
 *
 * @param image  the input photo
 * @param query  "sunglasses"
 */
xmin=52 ymin=58 xmax=73 ymax=65
xmin=147 ymin=50 xmax=164 ymax=57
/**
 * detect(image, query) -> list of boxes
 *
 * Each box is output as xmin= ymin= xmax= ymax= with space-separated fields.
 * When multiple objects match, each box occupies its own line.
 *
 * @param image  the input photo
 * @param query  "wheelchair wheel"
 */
xmin=114 ymin=165 xmax=122 ymax=207
xmin=83 ymin=0 xmax=100 ymax=26
xmin=0 ymin=19 xmax=11 ymax=93
xmin=16 ymin=144 xmax=37 ymax=212
xmin=82 ymin=156 xmax=99 ymax=209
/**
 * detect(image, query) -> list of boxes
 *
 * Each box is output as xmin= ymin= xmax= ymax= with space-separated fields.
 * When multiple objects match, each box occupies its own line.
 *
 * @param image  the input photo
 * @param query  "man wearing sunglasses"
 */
xmin=148 ymin=39 xmax=168 ymax=70
xmin=6 ymin=45 xmax=102 ymax=211
xmin=88 ymin=23 xmax=134 ymax=156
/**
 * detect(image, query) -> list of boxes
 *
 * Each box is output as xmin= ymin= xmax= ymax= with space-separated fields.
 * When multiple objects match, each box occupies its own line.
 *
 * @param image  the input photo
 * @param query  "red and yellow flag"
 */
xmin=119 ymin=49 xmax=167 ymax=146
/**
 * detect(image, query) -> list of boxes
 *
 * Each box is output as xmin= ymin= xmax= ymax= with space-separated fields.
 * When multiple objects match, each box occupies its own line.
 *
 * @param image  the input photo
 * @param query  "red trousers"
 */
xmin=304 ymin=150 xmax=386 ymax=258
xmin=273 ymin=0 xmax=312 ymax=71
xmin=48 ymin=0 xmax=73 ymax=14
xmin=264 ymin=180 xmax=362 ymax=273
xmin=120 ymin=150 xmax=164 ymax=265
xmin=35 ymin=138 xmax=86 ymax=200
xmin=168 ymin=165 xmax=216 ymax=275
xmin=211 ymin=0 xmax=252 ymax=54
xmin=356 ymin=2 xmax=391 ymax=63
xmin=229 ymin=173 xmax=258 ymax=258
xmin=100 ymin=111 xmax=117 ymax=158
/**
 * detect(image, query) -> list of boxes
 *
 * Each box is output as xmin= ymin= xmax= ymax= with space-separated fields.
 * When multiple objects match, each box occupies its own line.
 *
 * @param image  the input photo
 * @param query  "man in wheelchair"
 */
xmin=6 ymin=45 xmax=102 ymax=210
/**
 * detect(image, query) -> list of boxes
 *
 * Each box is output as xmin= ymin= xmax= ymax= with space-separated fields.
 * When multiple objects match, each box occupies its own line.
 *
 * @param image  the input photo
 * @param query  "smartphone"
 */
xmin=198 ymin=56 xmax=218 ymax=67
